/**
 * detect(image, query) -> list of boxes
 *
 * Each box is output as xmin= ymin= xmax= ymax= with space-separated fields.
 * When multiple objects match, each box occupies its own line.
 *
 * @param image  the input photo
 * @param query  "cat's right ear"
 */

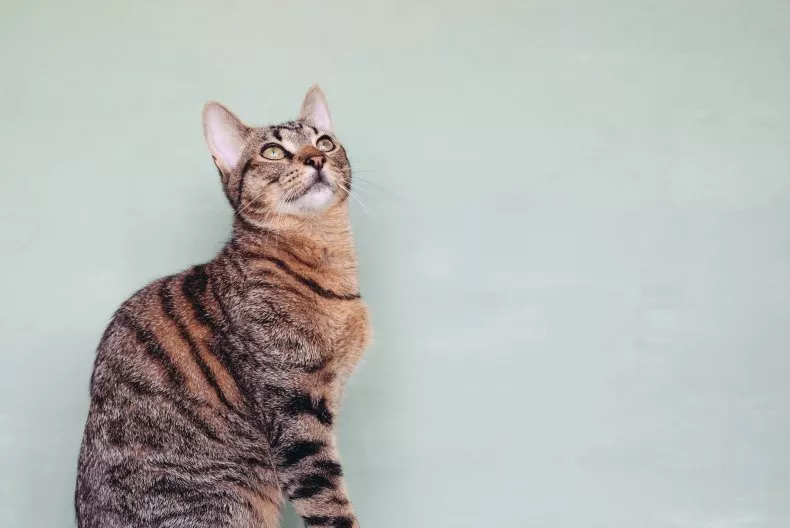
xmin=202 ymin=102 xmax=249 ymax=173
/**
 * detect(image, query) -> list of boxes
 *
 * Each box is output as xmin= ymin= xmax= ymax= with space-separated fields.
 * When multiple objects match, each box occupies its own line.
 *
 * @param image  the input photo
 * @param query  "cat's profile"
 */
xmin=75 ymin=86 xmax=371 ymax=528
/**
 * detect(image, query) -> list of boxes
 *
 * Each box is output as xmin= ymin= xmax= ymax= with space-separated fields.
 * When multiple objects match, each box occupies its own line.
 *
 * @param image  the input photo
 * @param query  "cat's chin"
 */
xmin=279 ymin=182 xmax=335 ymax=216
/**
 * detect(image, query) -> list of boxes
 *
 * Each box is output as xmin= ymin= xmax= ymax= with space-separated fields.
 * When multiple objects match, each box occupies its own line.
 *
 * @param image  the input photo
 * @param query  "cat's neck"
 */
xmin=228 ymin=205 xmax=360 ymax=292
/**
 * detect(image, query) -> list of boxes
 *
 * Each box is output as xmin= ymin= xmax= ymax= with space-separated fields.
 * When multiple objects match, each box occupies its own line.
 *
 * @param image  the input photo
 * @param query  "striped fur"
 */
xmin=75 ymin=87 xmax=371 ymax=528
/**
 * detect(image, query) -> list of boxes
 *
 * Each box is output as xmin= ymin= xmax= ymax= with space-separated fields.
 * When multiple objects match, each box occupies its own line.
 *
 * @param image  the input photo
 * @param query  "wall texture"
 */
xmin=1 ymin=1 xmax=789 ymax=527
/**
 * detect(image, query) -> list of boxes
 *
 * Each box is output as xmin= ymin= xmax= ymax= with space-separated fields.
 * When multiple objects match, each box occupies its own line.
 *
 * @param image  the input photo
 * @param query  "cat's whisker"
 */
xmin=353 ymin=177 xmax=412 ymax=204
xmin=237 ymin=187 xmax=270 ymax=215
xmin=345 ymin=181 xmax=379 ymax=198
xmin=339 ymin=185 xmax=374 ymax=218
xmin=347 ymin=184 xmax=373 ymax=197
xmin=354 ymin=177 xmax=390 ymax=190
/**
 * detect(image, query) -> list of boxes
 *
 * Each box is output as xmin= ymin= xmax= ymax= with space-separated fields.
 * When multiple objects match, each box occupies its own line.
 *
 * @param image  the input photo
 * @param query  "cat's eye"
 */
xmin=261 ymin=144 xmax=286 ymax=160
xmin=316 ymin=136 xmax=335 ymax=152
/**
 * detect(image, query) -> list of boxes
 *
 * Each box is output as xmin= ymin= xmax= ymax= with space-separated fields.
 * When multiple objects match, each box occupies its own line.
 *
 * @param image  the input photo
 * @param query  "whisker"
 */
xmin=354 ymin=176 xmax=388 ymax=188
xmin=237 ymin=186 xmax=270 ymax=215
xmin=353 ymin=177 xmax=412 ymax=204
xmin=339 ymin=185 xmax=374 ymax=218
xmin=347 ymin=184 xmax=374 ymax=196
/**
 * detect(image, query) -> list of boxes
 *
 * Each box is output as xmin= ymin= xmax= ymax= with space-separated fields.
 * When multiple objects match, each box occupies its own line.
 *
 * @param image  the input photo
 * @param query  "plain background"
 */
xmin=2 ymin=1 xmax=790 ymax=527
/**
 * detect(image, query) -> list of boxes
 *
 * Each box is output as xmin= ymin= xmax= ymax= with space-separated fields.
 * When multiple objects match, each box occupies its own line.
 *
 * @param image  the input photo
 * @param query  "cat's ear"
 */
xmin=202 ymin=102 xmax=249 ymax=173
xmin=298 ymin=85 xmax=333 ymax=132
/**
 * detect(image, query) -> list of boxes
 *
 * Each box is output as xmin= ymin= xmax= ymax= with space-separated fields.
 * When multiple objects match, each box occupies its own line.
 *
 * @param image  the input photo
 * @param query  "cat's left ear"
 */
xmin=298 ymin=85 xmax=333 ymax=132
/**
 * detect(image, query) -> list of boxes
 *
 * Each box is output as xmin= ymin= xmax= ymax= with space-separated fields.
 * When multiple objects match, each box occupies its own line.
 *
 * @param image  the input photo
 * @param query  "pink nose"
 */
xmin=297 ymin=145 xmax=327 ymax=169
xmin=305 ymin=154 xmax=325 ymax=169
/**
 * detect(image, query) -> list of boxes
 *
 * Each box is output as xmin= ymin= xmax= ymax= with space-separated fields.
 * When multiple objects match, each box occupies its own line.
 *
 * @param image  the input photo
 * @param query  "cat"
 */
xmin=75 ymin=85 xmax=371 ymax=528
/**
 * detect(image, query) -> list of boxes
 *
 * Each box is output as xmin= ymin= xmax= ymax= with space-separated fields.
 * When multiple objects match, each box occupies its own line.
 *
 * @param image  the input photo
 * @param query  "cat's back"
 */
xmin=76 ymin=267 xmax=274 ymax=527
xmin=89 ymin=263 xmax=246 ymax=408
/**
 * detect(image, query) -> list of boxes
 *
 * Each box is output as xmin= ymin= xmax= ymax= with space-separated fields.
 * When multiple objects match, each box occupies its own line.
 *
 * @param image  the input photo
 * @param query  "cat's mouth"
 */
xmin=286 ymin=171 xmax=333 ymax=203
xmin=279 ymin=169 xmax=336 ymax=214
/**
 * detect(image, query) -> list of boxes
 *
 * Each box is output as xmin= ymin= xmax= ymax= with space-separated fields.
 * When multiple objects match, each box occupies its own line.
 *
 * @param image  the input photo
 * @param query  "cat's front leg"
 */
xmin=273 ymin=425 xmax=359 ymax=528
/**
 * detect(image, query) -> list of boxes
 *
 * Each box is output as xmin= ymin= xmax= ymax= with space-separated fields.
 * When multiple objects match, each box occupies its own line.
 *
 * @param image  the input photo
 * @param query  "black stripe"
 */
xmin=116 ymin=311 xmax=185 ymax=388
xmin=314 ymin=459 xmax=343 ymax=477
xmin=283 ymin=392 xmax=333 ymax=426
xmin=115 ymin=312 xmax=223 ymax=443
xmin=245 ymin=278 xmax=313 ymax=301
xmin=180 ymin=267 xmax=260 ymax=418
xmin=107 ymin=463 xmax=134 ymax=489
xmin=272 ymin=128 xmax=282 ymax=141
xmin=106 ymin=420 xmax=128 ymax=446
xmin=290 ymin=474 xmax=336 ymax=500
xmin=302 ymin=357 xmax=329 ymax=374
xmin=149 ymin=478 xmax=238 ymax=502
xmin=263 ymin=256 xmax=360 ymax=300
xmin=280 ymin=440 xmax=325 ymax=466
xmin=234 ymin=454 xmax=272 ymax=469
xmin=238 ymin=245 xmax=319 ymax=272
xmin=150 ymin=460 xmax=261 ymax=493
xmin=154 ymin=458 xmax=252 ymax=478
xmin=159 ymin=279 xmax=238 ymax=412
xmin=173 ymin=403 xmax=224 ymax=443
xmin=183 ymin=262 xmax=239 ymax=343
xmin=304 ymin=516 xmax=354 ymax=528
xmin=149 ymin=506 xmax=219 ymax=525
xmin=208 ymin=277 xmax=234 ymax=328
xmin=119 ymin=374 xmax=158 ymax=397
xmin=149 ymin=475 xmax=197 ymax=495
xmin=236 ymin=158 xmax=253 ymax=208
xmin=182 ymin=265 xmax=214 ymax=328
xmin=182 ymin=265 xmax=256 ymax=424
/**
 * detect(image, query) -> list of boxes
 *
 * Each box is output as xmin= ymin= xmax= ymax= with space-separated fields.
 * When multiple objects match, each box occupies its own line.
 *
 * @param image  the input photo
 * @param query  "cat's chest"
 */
xmin=298 ymin=298 xmax=371 ymax=361
xmin=242 ymin=291 xmax=370 ymax=369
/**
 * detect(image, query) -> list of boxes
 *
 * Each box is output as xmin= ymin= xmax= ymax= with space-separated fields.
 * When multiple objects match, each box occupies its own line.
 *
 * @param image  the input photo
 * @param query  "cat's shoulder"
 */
xmin=99 ymin=266 xmax=199 ymax=341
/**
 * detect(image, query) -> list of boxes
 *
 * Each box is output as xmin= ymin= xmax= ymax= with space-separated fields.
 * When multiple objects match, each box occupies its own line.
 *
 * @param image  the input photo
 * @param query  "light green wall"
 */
xmin=2 ymin=1 xmax=790 ymax=527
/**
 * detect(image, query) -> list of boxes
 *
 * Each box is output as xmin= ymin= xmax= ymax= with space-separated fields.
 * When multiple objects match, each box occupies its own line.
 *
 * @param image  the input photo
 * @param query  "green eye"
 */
xmin=261 ymin=145 xmax=285 ymax=160
xmin=316 ymin=136 xmax=335 ymax=152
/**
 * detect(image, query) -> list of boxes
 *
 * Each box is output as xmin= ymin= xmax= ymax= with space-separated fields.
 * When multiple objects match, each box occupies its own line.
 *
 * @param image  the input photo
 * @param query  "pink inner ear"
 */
xmin=309 ymin=101 xmax=332 ymax=132
xmin=212 ymin=129 xmax=243 ymax=169
xmin=205 ymin=106 xmax=245 ymax=170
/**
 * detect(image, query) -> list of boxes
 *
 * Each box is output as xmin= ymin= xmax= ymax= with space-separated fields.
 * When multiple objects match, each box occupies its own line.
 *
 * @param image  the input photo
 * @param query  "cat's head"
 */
xmin=202 ymin=86 xmax=350 ymax=221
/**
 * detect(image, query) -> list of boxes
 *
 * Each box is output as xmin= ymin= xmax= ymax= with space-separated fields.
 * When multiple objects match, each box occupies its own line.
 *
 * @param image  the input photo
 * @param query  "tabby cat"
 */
xmin=75 ymin=86 xmax=371 ymax=528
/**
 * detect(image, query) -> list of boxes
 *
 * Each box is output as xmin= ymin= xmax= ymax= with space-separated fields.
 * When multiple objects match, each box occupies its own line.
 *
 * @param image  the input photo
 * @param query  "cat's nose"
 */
xmin=305 ymin=154 xmax=325 ymax=169
xmin=297 ymin=145 xmax=326 ymax=169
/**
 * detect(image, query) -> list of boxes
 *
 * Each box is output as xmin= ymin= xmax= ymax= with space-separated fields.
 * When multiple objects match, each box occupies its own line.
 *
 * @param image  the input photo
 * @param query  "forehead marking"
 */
xmin=267 ymin=126 xmax=310 ymax=151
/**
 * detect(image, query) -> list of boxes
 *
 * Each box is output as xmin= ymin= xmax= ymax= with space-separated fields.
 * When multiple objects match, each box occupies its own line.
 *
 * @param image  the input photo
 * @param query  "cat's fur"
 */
xmin=75 ymin=86 xmax=371 ymax=528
